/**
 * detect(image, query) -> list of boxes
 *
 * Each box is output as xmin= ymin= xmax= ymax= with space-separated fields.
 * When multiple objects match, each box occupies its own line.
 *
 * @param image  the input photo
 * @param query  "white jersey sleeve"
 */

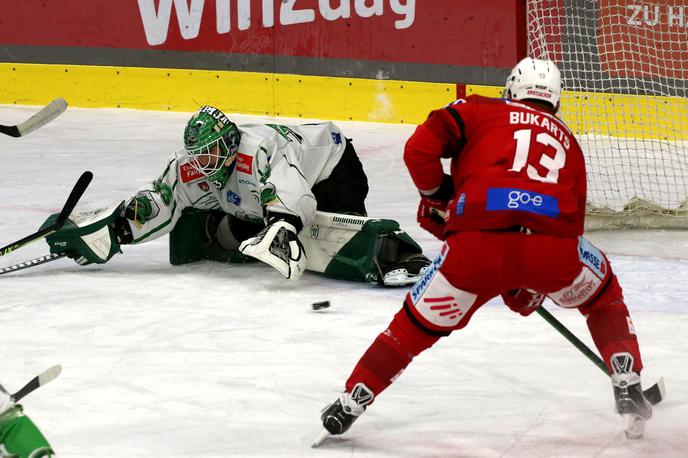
xmin=241 ymin=122 xmax=346 ymax=227
xmin=125 ymin=152 xmax=221 ymax=244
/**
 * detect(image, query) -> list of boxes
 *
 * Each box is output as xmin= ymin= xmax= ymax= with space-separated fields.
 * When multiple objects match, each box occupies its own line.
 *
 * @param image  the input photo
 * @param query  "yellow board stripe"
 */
xmin=2 ymin=63 xmax=684 ymax=140
xmin=465 ymin=83 xmax=688 ymax=141
xmin=0 ymin=63 xmax=454 ymax=125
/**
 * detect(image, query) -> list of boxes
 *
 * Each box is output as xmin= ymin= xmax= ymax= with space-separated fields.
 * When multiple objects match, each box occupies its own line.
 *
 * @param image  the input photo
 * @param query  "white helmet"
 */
xmin=504 ymin=57 xmax=562 ymax=112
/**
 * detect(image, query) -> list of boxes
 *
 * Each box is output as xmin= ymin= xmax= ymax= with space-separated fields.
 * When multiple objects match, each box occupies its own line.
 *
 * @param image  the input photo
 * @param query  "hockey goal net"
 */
xmin=527 ymin=0 xmax=688 ymax=228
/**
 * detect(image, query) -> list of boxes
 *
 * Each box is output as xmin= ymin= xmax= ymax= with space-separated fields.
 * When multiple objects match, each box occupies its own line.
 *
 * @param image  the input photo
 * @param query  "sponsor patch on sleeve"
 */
xmin=226 ymin=190 xmax=241 ymax=205
xmin=236 ymin=153 xmax=253 ymax=174
xmin=179 ymin=162 xmax=204 ymax=184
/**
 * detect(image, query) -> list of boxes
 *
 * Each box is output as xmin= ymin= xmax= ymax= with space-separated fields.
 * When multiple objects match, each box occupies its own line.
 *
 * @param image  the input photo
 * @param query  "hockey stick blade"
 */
xmin=0 ymin=98 xmax=68 ymax=137
xmin=55 ymin=171 xmax=93 ymax=227
xmin=12 ymin=365 xmax=62 ymax=403
xmin=536 ymin=307 xmax=665 ymax=405
xmin=0 ymin=171 xmax=92 ymax=258
xmin=311 ymin=429 xmax=330 ymax=448
xmin=1 ymin=252 xmax=69 ymax=276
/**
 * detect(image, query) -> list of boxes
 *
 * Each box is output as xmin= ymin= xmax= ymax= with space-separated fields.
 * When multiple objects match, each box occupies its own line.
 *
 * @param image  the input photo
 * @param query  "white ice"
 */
xmin=1 ymin=104 xmax=687 ymax=457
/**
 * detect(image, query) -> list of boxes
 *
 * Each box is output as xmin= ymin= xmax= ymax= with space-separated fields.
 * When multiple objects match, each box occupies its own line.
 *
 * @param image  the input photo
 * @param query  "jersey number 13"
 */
xmin=509 ymin=129 xmax=566 ymax=184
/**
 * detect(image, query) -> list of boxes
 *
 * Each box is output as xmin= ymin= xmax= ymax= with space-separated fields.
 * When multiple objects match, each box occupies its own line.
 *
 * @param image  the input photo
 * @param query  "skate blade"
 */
xmin=311 ymin=429 xmax=330 ymax=448
xmin=382 ymin=269 xmax=422 ymax=286
xmin=623 ymin=413 xmax=646 ymax=439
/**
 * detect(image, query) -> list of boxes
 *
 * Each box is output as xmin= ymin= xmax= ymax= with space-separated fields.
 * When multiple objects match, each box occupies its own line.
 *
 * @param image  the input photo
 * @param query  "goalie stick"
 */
xmin=0 ymin=365 xmax=62 ymax=403
xmin=0 ymin=171 xmax=93 ymax=258
xmin=0 ymin=98 xmax=68 ymax=138
xmin=0 ymin=253 xmax=69 ymax=276
xmin=536 ymin=307 xmax=665 ymax=405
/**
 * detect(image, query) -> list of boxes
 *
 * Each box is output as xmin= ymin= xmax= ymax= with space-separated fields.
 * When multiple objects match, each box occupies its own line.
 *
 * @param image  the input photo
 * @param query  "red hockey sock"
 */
xmin=582 ymin=276 xmax=643 ymax=373
xmin=345 ymin=307 xmax=442 ymax=398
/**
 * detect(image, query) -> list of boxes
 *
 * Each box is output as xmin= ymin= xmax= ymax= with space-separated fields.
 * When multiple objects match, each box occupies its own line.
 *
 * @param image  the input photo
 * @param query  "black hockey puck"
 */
xmin=312 ymin=300 xmax=330 ymax=310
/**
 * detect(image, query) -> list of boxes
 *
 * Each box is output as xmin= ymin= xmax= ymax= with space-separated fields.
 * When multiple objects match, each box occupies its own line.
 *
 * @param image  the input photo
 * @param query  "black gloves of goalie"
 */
xmin=41 ymin=202 xmax=133 ymax=265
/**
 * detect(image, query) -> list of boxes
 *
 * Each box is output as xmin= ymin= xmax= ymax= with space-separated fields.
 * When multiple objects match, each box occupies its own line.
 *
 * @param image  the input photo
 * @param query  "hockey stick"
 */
xmin=536 ymin=307 xmax=665 ymax=405
xmin=0 ymin=253 xmax=70 ymax=276
xmin=0 ymin=365 xmax=62 ymax=403
xmin=0 ymin=171 xmax=93 ymax=258
xmin=0 ymin=98 xmax=68 ymax=137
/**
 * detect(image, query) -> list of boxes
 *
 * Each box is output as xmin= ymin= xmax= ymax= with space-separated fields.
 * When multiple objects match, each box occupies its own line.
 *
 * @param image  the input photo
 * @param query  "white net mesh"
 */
xmin=527 ymin=0 xmax=688 ymax=228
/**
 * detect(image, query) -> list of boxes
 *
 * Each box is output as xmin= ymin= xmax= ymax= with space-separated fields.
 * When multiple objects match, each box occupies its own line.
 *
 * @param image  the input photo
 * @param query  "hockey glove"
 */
xmin=417 ymin=174 xmax=454 ymax=240
xmin=239 ymin=219 xmax=307 ymax=281
xmin=502 ymin=289 xmax=546 ymax=317
xmin=41 ymin=201 xmax=132 ymax=265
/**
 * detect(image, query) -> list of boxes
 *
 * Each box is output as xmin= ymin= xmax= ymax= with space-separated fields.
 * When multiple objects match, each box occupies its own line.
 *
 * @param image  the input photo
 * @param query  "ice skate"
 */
xmin=318 ymin=383 xmax=373 ymax=444
xmin=611 ymin=353 xmax=652 ymax=439
xmin=382 ymin=253 xmax=431 ymax=286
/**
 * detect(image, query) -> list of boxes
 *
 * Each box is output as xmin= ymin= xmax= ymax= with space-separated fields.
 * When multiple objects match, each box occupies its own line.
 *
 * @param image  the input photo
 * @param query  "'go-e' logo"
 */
xmin=486 ymin=187 xmax=560 ymax=218
xmin=507 ymin=190 xmax=543 ymax=209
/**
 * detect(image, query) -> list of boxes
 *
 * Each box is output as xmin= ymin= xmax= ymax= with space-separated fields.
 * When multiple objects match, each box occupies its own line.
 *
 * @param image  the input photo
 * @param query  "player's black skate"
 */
xmin=320 ymin=383 xmax=374 ymax=435
xmin=610 ymin=353 xmax=652 ymax=439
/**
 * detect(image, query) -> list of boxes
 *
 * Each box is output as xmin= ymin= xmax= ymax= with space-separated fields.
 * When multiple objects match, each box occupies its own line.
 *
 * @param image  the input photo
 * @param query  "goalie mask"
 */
xmin=503 ymin=57 xmax=562 ymax=113
xmin=183 ymin=106 xmax=241 ymax=189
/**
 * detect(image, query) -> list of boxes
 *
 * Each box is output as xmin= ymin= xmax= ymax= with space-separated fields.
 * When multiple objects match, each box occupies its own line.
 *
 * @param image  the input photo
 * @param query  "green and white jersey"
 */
xmin=127 ymin=122 xmax=346 ymax=243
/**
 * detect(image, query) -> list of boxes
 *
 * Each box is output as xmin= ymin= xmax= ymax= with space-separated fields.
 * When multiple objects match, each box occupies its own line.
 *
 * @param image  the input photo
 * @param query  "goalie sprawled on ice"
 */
xmin=39 ymin=106 xmax=430 ymax=286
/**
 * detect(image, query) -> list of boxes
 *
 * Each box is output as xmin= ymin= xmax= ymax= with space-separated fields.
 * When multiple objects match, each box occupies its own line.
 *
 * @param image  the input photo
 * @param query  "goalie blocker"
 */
xmin=169 ymin=209 xmax=430 ymax=286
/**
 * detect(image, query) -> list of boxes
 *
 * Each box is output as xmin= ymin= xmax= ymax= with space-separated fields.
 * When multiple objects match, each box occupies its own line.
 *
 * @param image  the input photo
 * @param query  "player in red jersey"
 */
xmin=318 ymin=57 xmax=653 ymax=440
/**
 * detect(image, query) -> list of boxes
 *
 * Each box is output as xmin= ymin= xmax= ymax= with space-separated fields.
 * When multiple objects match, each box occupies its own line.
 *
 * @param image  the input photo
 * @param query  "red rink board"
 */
xmin=0 ymin=0 xmax=524 ymax=69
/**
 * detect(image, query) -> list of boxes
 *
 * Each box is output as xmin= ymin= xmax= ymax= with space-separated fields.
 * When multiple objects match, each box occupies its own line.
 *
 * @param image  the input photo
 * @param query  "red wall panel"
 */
xmin=0 ymin=0 xmax=523 ymax=68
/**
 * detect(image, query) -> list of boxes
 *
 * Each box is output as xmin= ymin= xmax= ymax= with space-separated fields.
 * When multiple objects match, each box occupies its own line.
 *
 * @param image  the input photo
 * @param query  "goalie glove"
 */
xmin=239 ymin=220 xmax=307 ymax=281
xmin=42 ymin=201 xmax=132 ymax=265
xmin=502 ymin=288 xmax=546 ymax=317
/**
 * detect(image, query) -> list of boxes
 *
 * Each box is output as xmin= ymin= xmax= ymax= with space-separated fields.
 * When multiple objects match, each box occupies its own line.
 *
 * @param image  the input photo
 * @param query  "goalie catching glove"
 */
xmin=41 ymin=201 xmax=133 ymax=265
xmin=239 ymin=217 xmax=307 ymax=281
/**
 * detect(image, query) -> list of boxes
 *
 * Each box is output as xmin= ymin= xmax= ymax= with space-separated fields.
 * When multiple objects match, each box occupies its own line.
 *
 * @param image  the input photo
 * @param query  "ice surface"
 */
xmin=1 ymin=104 xmax=686 ymax=457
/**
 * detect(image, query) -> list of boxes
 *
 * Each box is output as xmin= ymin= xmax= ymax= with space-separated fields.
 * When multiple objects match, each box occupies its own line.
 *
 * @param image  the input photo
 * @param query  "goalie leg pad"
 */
xmin=300 ymin=211 xmax=430 ymax=285
xmin=239 ymin=221 xmax=308 ymax=281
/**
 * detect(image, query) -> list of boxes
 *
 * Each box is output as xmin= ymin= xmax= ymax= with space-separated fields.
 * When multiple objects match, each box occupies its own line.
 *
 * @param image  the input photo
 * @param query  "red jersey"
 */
xmin=404 ymin=95 xmax=587 ymax=237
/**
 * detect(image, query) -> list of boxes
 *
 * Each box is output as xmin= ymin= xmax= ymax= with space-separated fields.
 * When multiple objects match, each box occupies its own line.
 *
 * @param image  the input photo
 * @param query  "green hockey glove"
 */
xmin=41 ymin=201 xmax=128 ymax=265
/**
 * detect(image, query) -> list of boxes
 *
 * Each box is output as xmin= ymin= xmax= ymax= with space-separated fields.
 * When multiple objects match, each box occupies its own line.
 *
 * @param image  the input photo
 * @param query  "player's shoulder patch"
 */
xmin=179 ymin=162 xmax=205 ymax=184
xmin=446 ymin=98 xmax=466 ymax=107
